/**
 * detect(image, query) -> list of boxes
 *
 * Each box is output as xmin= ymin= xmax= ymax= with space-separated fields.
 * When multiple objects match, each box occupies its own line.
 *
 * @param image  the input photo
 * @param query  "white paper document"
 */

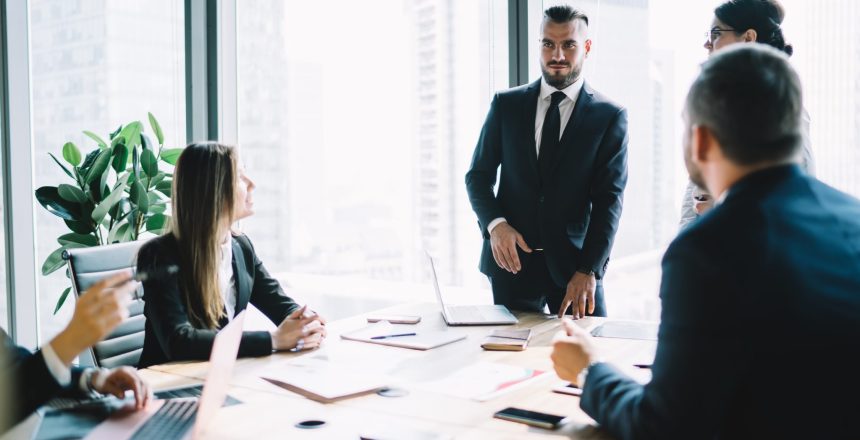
xmin=417 ymin=362 xmax=548 ymax=401
xmin=260 ymin=357 xmax=388 ymax=403
xmin=340 ymin=321 xmax=467 ymax=350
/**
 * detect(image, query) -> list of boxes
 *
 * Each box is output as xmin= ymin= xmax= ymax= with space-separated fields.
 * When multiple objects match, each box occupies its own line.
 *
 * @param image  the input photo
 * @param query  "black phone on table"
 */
xmin=493 ymin=407 xmax=568 ymax=429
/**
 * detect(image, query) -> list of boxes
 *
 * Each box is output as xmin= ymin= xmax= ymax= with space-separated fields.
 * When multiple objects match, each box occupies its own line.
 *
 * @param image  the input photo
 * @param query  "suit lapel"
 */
xmin=231 ymin=237 xmax=251 ymax=313
xmin=550 ymin=82 xmax=594 ymax=178
xmin=522 ymin=80 xmax=541 ymax=178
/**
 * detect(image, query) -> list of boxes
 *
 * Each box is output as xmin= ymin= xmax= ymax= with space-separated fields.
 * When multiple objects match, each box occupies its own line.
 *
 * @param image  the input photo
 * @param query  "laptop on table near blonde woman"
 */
xmin=85 ymin=311 xmax=247 ymax=440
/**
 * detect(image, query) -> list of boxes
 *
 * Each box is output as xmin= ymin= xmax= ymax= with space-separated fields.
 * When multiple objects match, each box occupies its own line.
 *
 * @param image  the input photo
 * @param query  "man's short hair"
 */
xmin=544 ymin=4 xmax=589 ymax=26
xmin=686 ymin=43 xmax=802 ymax=165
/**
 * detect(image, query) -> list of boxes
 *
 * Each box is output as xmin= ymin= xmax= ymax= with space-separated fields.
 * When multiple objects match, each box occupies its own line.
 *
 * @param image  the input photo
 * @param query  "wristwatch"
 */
xmin=576 ymin=267 xmax=595 ymax=276
xmin=84 ymin=367 xmax=109 ymax=394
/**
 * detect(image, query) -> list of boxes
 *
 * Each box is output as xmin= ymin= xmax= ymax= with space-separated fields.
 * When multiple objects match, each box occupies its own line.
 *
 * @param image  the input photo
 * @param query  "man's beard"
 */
xmin=541 ymin=61 xmax=581 ymax=89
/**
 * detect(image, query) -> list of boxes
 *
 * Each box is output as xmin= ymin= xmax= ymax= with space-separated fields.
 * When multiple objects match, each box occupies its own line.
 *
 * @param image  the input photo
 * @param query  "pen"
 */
xmin=371 ymin=333 xmax=417 ymax=340
xmin=633 ymin=363 xmax=652 ymax=369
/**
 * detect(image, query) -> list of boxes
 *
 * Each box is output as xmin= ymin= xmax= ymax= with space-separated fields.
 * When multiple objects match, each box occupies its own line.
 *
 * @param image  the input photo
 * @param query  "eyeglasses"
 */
xmin=705 ymin=27 xmax=736 ymax=45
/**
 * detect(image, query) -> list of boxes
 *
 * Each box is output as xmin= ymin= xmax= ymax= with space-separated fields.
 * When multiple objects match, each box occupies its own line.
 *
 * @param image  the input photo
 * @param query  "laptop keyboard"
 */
xmin=155 ymin=385 xmax=242 ymax=406
xmin=130 ymin=399 xmax=198 ymax=440
xmin=449 ymin=305 xmax=494 ymax=322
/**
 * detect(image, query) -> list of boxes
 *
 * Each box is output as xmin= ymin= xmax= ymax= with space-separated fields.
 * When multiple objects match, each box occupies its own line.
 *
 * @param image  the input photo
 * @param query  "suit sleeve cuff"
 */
xmin=41 ymin=343 xmax=72 ymax=387
xmin=487 ymin=217 xmax=507 ymax=234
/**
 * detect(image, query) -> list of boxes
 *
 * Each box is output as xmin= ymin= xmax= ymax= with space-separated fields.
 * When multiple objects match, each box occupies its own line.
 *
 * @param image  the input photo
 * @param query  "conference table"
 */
xmin=140 ymin=302 xmax=657 ymax=439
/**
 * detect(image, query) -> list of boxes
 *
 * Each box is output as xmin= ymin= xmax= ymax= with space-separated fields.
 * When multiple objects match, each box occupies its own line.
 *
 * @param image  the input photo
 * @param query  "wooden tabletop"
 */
xmin=141 ymin=302 xmax=657 ymax=439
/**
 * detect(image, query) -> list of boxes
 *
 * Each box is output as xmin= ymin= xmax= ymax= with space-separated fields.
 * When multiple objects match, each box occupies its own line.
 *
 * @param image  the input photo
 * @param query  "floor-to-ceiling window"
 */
xmin=29 ymin=0 xmax=186 ymax=341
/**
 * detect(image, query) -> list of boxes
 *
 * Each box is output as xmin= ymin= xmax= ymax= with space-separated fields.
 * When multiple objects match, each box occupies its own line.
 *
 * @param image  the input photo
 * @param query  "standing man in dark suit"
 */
xmin=466 ymin=4 xmax=628 ymax=318
xmin=1 ymin=272 xmax=150 ymax=433
xmin=550 ymin=44 xmax=860 ymax=439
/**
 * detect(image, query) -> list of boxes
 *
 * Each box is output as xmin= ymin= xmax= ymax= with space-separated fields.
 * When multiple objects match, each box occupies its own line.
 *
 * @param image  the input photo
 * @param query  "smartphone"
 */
xmin=493 ymin=407 xmax=568 ymax=429
xmin=551 ymin=383 xmax=583 ymax=397
xmin=366 ymin=315 xmax=421 ymax=324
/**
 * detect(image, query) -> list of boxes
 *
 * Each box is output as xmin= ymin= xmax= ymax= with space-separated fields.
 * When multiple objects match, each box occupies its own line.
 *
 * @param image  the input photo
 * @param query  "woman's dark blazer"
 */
xmin=136 ymin=233 xmax=299 ymax=368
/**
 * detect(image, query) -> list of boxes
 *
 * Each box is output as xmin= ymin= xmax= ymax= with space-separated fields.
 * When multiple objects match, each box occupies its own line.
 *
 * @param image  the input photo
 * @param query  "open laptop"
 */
xmin=427 ymin=252 xmax=518 ymax=325
xmin=86 ymin=311 xmax=246 ymax=440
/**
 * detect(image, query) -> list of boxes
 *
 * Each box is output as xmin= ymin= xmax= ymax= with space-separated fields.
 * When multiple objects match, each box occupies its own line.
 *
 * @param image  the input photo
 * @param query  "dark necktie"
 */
xmin=538 ymin=91 xmax=567 ymax=181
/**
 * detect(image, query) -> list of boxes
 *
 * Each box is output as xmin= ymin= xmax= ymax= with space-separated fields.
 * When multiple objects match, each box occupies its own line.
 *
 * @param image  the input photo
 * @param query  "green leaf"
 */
xmin=131 ymin=179 xmax=149 ymax=214
xmin=79 ymin=149 xmax=100 ymax=173
xmin=58 ymin=232 xmax=99 ymax=247
xmin=57 ymin=184 xmax=86 ymax=203
xmin=117 ymin=121 xmax=143 ymax=150
xmin=160 ymin=148 xmax=182 ymax=165
xmin=48 ymin=153 xmax=76 ymax=180
xmin=108 ymin=220 xmax=131 ymax=243
xmin=146 ymin=213 xmax=169 ymax=234
xmin=149 ymin=172 xmax=167 ymax=188
xmin=82 ymin=130 xmax=108 ymax=149
xmin=141 ymin=133 xmax=154 ymax=151
xmin=54 ymin=287 xmax=72 ymax=315
xmin=42 ymin=247 xmax=68 ymax=275
xmin=91 ymin=181 xmax=128 ymax=224
xmin=155 ymin=179 xmax=172 ymax=197
xmin=148 ymin=112 xmax=164 ymax=145
xmin=141 ymin=149 xmax=158 ymax=177
xmin=109 ymin=124 xmax=123 ymax=140
xmin=111 ymin=143 xmax=129 ymax=174
xmin=64 ymin=219 xmax=93 ymax=234
xmin=149 ymin=204 xmax=167 ymax=214
xmin=61 ymin=142 xmax=82 ymax=166
xmin=35 ymin=186 xmax=81 ymax=221
xmin=85 ymin=148 xmax=112 ymax=184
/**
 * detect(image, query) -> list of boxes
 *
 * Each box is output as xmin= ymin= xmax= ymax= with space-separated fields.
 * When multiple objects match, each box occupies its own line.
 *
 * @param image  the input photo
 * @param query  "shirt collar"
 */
xmin=540 ymin=75 xmax=584 ymax=103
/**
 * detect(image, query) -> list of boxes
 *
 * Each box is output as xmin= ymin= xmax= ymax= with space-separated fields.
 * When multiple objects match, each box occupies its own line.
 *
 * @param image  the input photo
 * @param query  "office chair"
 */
xmin=63 ymin=240 xmax=149 ymax=368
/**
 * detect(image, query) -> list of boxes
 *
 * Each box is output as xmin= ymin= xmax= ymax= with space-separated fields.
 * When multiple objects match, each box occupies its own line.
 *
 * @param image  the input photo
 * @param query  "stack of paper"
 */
xmin=260 ymin=358 xmax=388 ymax=403
xmin=418 ymin=362 xmax=547 ymax=401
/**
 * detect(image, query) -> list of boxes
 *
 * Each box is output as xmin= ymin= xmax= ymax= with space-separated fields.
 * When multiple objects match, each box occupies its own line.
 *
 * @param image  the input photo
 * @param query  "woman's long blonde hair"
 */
xmin=171 ymin=142 xmax=237 ymax=329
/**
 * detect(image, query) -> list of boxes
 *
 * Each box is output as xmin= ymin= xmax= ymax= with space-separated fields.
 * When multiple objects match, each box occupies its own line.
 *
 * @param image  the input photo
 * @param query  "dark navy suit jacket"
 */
xmin=0 ymin=328 xmax=86 ymax=430
xmin=580 ymin=165 xmax=860 ymax=439
xmin=465 ymin=79 xmax=628 ymax=285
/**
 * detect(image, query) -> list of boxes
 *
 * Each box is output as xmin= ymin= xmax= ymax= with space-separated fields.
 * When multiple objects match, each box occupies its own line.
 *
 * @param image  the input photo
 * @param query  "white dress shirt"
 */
xmin=41 ymin=343 xmax=91 ymax=392
xmin=488 ymin=76 xmax=586 ymax=234
xmin=219 ymin=237 xmax=238 ymax=320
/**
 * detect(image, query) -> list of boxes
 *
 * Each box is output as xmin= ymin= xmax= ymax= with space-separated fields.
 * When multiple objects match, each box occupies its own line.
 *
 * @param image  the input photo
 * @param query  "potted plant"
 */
xmin=34 ymin=113 xmax=183 ymax=313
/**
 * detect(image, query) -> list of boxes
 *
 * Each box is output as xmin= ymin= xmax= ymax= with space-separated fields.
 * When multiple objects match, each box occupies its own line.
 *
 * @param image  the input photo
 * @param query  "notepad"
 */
xmin=418 ymin=362 xmax=547 ymax=401
xmin=340 ymin=321 xmax=467 ymax=350
xmin=481 ymin=328 xmax=532 ymax=351
xmin=260 ymin=358 xmax=388 ymax=403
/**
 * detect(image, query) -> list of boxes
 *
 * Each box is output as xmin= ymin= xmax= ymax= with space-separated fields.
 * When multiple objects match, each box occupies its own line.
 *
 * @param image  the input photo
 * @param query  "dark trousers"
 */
xmin=488 ymin=251 xmax=606 ymax=316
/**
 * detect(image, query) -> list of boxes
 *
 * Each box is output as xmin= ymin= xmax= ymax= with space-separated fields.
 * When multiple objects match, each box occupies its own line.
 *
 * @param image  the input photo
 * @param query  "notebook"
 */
xmin=260 ymin=357 xmax=388 ymax=404
xmin=481 ymin=328 xmax=532 ymax=351
xmin=340 ymin=321 xmax=467 ymax=350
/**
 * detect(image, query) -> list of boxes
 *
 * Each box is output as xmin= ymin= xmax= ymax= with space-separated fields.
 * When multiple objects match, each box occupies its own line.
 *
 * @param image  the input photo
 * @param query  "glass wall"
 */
xmin=236 ymin=0 xmax=509 ymax=314
xmin=29 ymin=0 xmax=185 ymax=341
xmin=0 ymin=97 xmax=6 ymax=331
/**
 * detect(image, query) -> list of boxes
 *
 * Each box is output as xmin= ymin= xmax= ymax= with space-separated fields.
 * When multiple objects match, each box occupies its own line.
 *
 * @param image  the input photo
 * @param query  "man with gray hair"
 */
xmin=550 ymin=43 xmax=860 ymax=438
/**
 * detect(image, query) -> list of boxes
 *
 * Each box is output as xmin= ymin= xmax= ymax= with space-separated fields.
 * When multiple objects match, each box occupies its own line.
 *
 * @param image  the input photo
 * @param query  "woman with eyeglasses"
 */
xmin=136 ymin=142 xmax=326 ymax=368
xmin=681 ymin=0 xmax=815 ymax=227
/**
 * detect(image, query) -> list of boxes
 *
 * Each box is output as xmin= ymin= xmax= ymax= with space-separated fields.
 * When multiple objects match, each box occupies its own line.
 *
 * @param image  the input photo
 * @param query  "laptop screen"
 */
xmin=192 ymin=310 xmax=246 ymax=438
xmin=425 ymin=251 xmax=451 ymax=321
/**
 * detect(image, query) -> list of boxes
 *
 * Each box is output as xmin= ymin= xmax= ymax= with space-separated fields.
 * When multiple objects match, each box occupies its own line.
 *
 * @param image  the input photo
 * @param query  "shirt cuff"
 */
xmin=41 ymin=342 xmax=72 ymax=388
xmin=487 ymin=217 xmax=507 ymax=234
